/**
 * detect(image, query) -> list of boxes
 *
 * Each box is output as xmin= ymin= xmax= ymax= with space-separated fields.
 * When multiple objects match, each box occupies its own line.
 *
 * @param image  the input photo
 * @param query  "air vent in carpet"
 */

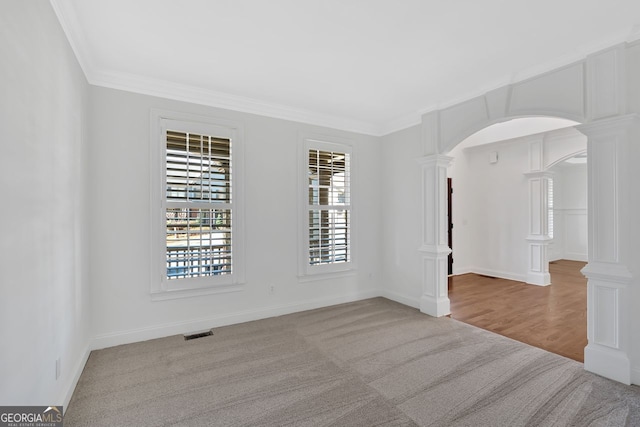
xmin=184 ymin=330 xmax=213 ymax=341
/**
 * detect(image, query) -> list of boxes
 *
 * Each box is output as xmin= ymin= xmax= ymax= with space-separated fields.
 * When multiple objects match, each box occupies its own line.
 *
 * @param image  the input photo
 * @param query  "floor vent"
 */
xmin=184 ymin=330 xmax=213 ymax=341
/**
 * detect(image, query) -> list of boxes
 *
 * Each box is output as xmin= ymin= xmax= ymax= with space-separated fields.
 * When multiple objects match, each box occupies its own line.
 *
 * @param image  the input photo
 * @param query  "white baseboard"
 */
xmin=91 ymin=290 xmax=379 ymax=350
xmin=62 ymin=345 xmax=90 ymax=413
xmin=526 ymin=271 xmax=552 ymax=286
xmin=467 ymin=267 xmax=527 ymax=283
xmin=631 ymin=366 xmax=640 ymax=386
xmin=381 ymin=289 xmax=420 ymax=309
xmin=563 ymin=253 xmax=588 ymax=262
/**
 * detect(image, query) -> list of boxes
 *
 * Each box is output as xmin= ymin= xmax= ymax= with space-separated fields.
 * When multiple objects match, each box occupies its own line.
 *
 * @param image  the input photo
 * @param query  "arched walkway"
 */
xmin=416 ymin=44 xmax=638 ymax=385
xmin=446 ymin=122 xmax=586 ymax=286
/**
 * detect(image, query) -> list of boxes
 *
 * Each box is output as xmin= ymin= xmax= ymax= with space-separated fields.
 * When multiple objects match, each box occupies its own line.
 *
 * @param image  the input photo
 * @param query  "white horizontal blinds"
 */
xmin=548 ymin=178 xmax=554 ymax=239
xmin=165 ymin=130 xmax=232 ymax=279
xmin=166 ymin=131 xmax=230 ymax=202
xmin=308 ymin=148 xmax=350 ymax=265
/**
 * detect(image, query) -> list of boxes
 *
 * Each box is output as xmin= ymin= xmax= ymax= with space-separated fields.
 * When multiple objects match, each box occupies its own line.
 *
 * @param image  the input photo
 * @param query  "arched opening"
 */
xmin=442 ymin=116 xmax=591 ymax=361
xmin=548 ymin=151 xmax=588 ymax=265
xmin=445 ymin=117 xmax=581 ymax=281
xmin=416 ymin=50 xmax=636 ymax=384
xmin=454 ymin=117 xmax=580 ymax=149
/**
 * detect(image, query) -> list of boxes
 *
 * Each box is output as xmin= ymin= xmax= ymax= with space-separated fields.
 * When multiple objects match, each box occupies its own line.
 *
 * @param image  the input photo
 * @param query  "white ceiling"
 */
xmin=51 ymin=0 xmax=640 ymax=136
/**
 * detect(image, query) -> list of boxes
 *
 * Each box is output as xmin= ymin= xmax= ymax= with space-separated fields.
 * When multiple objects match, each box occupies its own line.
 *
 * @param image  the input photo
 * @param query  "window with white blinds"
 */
xmin=165 ymin=130 xmax=232 ymax=280
xmin=151 ymin=112 xmax=244 ymax=298
xmin=548 ymin=178 xmax=554 ymax=239
xmin=307 ymin=146 xmax=351 ymax=267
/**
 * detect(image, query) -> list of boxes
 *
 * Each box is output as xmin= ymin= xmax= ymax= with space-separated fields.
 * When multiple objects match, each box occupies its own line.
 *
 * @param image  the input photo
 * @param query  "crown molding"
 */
xmin=364 ymin=30 xmax=637 ymax=135
xmin=50 ymin=2 xmax=383 ymax=137
xmin=49 ymin=0 xmax=93 ymax=80
xmin=90 ymin=69 xmax=382 ymax=136
xmin=417 ymin=27 xmax=639 ymax=121
xmin=50 ymin=0 xmax=640 ymax=139
xmin=379 ymin=113 xmax=422 ymax=136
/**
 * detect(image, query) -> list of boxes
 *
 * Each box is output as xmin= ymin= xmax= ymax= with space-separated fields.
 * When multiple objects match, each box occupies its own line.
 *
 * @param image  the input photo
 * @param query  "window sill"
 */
xmin=151 ymin=283 xmax=244 ymax=301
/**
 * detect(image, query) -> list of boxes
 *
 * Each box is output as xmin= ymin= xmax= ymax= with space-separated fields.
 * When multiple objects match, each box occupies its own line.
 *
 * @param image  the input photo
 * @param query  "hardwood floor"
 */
xmin=448 ymin=260 xmax=587 ymax=362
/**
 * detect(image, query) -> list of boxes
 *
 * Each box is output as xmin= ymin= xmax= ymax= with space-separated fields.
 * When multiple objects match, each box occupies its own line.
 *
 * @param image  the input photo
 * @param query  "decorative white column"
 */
xmin=577 ymin=114 xmax=639 ymax=385
xmin=524 ymin=137 xmax=551 ymax=286
xmin=523 ymin=172 xmax=552 ymax=285
xmin=417 ymin=154 xmax=452 ymax=317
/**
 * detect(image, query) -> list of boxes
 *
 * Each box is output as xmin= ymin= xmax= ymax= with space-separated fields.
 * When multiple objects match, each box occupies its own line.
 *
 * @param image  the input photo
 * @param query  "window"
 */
xmin=300 ymin=137 xmax=353 ymax=276
xmin=548 ymin=178 xmax=554 ymax=239
xmin=165 ymin=131 xmax=231 ymax=279
xmin=151 ymin=111 xmax=244 ymax=298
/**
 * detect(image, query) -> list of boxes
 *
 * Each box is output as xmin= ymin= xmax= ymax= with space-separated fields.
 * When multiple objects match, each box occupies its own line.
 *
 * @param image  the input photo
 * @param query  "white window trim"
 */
xmin=298 ymin=133 xmax=357 ymax=279
xmin=150 ymin=109 xmax=245 ymax=300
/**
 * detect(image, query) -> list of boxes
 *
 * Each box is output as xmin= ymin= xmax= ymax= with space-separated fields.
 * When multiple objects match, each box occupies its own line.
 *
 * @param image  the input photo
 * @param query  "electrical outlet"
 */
xmin=269 ymin=284 xmax=275 ymax=295
xmin=55 ymin=358 xmax=61 ymax=380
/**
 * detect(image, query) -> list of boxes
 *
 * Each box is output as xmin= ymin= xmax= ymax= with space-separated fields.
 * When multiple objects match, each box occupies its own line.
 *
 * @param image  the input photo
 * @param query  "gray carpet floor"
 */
xmin=65 ymin=298 xmax=640 ymax=426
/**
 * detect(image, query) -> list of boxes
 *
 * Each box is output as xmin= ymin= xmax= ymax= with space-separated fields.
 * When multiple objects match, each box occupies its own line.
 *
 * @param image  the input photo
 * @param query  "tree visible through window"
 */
xmin=165 ymin=130 xmax=232 ymax=279
xmin=307 ymin=148 xmax=350 ymax=265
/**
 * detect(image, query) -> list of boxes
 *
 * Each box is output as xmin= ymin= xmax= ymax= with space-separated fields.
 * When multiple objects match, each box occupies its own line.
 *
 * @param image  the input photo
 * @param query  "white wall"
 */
xmin=379 ymin=125 xmax=423 ymax=307
xmin=0 ymin=0 xmax=90 ymax=407
xmin=88 ymin=86 xmax=383 ymax=348
xmin=549 ymin=163 xmax=588 ymax=262
xmin=449 ymin=138 xmax=530 ymax=281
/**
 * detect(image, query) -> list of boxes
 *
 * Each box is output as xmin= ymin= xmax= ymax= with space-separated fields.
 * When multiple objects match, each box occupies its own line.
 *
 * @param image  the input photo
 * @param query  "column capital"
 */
xmin=526 ymin=235 xmax=552 ymax=242
xmin=577 ymin=113 xmax=640 ymax=138
xmin=418 ymin=244 xmax=452 ymax=256
xmin=524 ymin=170 xmax=554 ymax=179
xmin=581 ymin=261 xmax=632 ymax=283
xmin=416 ymin=154 xmax=453 ymax=168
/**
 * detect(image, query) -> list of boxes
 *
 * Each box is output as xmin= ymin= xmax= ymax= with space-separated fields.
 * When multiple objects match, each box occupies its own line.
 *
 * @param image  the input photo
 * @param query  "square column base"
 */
xmin=585 ymin=343 xmax=631 ymax=385
xmin=420 ymin=294 xmax=450 ymax=317
xmin=526 ymin=271 xmax=551 ymax=286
